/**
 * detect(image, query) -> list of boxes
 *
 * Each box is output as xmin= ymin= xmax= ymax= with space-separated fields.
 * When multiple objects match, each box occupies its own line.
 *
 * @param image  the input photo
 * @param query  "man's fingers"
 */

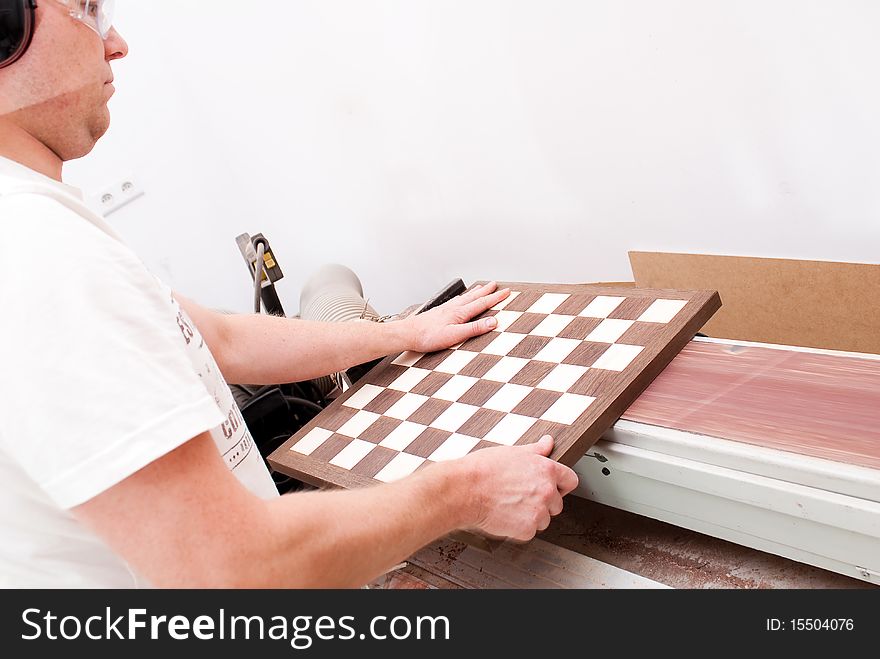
xmin=527 ymin=436 xmax=578 ymax=494
xmin=457 ymin=281 xmax=497 ymax=304
xmin=554 ymin=463 xmax=579 ymax=496
xmin=457 ymin=282 xmax=508 ymax=309
xmin=548 ymin=492 xmax=564 ymax=517
xmin=536 ymin=511 xmax=552 ymax=532
xmin=447 ymin=317 xmax=495 ymax=345
xmin=459 ymin=289 xmax=509 ymax=320
xmin=526 ymin=435 xmax=554 ymax=457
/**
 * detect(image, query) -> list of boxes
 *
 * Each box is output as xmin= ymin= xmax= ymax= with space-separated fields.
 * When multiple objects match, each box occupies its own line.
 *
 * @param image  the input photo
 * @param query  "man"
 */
xmin=0 ymin=1 xmax=578 ymax=588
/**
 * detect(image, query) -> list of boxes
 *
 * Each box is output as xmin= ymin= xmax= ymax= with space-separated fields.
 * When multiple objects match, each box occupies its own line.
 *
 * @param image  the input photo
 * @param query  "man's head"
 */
xmin=0 ymin=0 xmax=127 ymax=163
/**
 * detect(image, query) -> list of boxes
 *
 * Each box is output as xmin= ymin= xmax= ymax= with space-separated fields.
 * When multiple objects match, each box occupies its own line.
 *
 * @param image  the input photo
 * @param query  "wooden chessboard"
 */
xmin=269 ymin=283 xmax=721 ymax=489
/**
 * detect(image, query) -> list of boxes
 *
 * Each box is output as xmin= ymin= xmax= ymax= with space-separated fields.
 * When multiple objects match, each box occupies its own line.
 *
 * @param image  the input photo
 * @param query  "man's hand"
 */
xmin=403 ymin=281 xmax=511 ymax=354
xmin=453 ymin=435 xmax=580 ymax=542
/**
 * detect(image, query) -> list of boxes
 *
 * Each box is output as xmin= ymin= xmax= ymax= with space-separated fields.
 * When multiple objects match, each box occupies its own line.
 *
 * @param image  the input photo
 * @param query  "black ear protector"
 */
xmin=0 ymin=0 xmax=37 ymax=69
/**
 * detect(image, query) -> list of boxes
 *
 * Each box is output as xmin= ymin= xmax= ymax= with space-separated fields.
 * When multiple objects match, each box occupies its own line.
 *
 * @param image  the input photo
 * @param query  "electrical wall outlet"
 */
xmin=89 ymin=175 xmax=145 ymax=217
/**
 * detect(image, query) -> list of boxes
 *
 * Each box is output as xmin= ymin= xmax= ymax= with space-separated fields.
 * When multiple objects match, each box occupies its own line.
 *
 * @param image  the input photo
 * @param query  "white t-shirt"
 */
xmin=0 ymin=157 xmax=279 ymax=588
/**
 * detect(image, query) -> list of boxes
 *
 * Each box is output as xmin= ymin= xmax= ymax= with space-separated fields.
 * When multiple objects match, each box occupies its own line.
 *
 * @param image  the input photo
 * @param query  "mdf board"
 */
xmin=629 ymin=251 xmax=880 ymax=355
xmin=622 ymin=339 xmax=880 ymax=471
xmin=571 ymin=337 xmax=880 ymax=583
xmin=269 ymin=283 xmax=720 ymax=490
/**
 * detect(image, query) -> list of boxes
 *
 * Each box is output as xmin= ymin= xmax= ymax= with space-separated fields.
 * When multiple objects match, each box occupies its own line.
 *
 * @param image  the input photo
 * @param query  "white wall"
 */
xmin=66 ymin=0 xmax=880 ymax=316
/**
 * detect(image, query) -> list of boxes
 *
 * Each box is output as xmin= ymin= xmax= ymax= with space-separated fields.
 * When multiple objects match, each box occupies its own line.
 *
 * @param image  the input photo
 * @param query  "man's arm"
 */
xmin=174 ymin=283 xmax=507 ymax=385
xmin=72 ymin=433 xmax=577 ymax=588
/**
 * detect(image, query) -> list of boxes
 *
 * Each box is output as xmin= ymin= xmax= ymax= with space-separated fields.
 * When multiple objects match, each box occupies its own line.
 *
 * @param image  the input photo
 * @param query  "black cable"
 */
xmin=253 ymin=240 xmax=266 ymax=313
xmin=283 ymin=396 xmax=325 ymax=414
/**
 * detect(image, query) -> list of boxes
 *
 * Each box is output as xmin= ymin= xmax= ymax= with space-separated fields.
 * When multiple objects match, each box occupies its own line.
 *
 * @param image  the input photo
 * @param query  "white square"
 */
xmin=527 ymin=293 xmax=571 ymax=314
xmin=484 ymin=383 xmax=533 ymax=413
xmin=379 ymin=421 xmax=426 ymax=450
xmin=428 ymin=434 xmax=482 ymax=462
xmin=385 ymin=393 xmax=430 ymax=420
xmin=586 ymin=318 xmax=635 ymax=344
xmin=375 ymin=453 xmax=426 ymax=482
xmin=491 ymin=290 xmax=520 ymax=311
xmin=388 ymin=368 xmax=431 ymax=392
xmin=343 ymin=384 xmax=385 ymax=409
xmin=483 ymin=356 xmax=529 ymax=382
xmin=493 ymin=310 xmax=523 ymax=332
xmin=392 ymin=351 xmax=423 ymax=367
xmin=433 ymin=375 xmax=479 ymax=401
xmin=538 ymin=364 xmax=589 ymax=392
xmin=436 ymin=350 xmax=478 ymax=374
xmin=291 ymin=427 xmax=333 ymax=455
xmin=484 ymin=332 xmax=525 ymax=356
xmin=329 ymin=439 xmax=376 ymax=470
xmin=591 ymin=343 xmax=644 ymax=371
xmin=541 ymin=393 xmax=596 ymax=424
xmin=337 ymin=410 xmax=381 ymax=438
xmin=579 ymin=296 xmax=626 ymax=318
xmin=638 ymin=299 xmax=688 ymax=323
xmin=431 ymin=403 xmax=480 ymax=432
xmin=531 ymin=314 xmax=576 ymax=337
xmin=484 ymin=414 xmax=537 ymax=445
xmin=533 ymin=338 xmax=581 ymax=363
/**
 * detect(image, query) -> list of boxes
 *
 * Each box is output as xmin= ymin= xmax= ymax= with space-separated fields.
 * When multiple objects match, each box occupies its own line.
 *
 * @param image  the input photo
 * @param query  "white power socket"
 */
xmin=89 ymin=175 xmax=145 ymax=217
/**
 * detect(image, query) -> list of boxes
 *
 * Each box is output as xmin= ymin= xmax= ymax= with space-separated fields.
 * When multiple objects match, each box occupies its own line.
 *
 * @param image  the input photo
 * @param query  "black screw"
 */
xmin=601 ymin=467 xmax=611 ymax=476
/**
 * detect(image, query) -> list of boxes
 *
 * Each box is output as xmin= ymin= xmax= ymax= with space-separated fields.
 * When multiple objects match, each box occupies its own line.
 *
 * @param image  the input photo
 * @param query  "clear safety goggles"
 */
xmin=56 ymin=0 xmax=115 ymax=40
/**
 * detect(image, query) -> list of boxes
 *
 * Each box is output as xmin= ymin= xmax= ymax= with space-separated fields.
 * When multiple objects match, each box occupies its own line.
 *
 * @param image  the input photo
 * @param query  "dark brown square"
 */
xmin=504 ymin=291 xmax=542 ymax=312
xmin=316 ymin=406 xmax=359 ymax=432
xmin=568 ymin=368 xmax=622 ymax=397
xmin=359 ymin=416 xmax=403 ymax=443
xmin=405 ymin=428 xmax=452 ymax=458
xmin=511 ymin=390 xmax=564 ymax=418
xmin=371 ymin=364 xmax=408 ymax=387
xmin=554 ymin=294 xmax=596 ymax=316
xmin=608 ymin=296 xmax=655 ymax=320
xmin=563 ymin=342 xmax=610 ymax=368
xmin=350 ymin=445 xmax=398 ymax=477
xmin=506 ymin=313 xmax=546 ymax=334
xmin=460 ymin=353 xmax=502 ymax=378
xmin=408 ymin=398 xmax=453 ymax=425
xmin=507 ymin=335 xmax=553 ymax=359
xmin=309 ymin=434 xmax=351 ymax=462
xmin=459 ymin=331 xmax=502 ymax=352
xmin=457 ymin=380 xmax=504 ymax=406
xmin=458 ymin=408 xmax=506 ymax=438
xmin=618 ymin=321 xmax=667 ymax=346
xmin=558 ymin=317 xmax=603 ymax=340
xmin=410 ymin=371 xmax=454 ymax=396
xmin=510 ymin=360 xmax=556 ymax=386
xmin=518 ymin=420 xmax=569 ymax=445
xmin=362 ymin=389 xmax=406 ymax=414
xmin=413 ymin=350 xmax=454 ymax=370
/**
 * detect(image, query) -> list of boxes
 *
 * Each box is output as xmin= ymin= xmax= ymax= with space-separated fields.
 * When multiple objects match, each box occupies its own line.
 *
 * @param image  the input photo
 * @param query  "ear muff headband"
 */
xmin=0 ymin=0 xmax=36 ymax=69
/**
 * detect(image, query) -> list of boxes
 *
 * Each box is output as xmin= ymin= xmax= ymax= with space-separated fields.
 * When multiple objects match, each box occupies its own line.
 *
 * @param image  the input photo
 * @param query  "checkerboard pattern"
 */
xmin=269 ymin=283 xmax=720 ymax=489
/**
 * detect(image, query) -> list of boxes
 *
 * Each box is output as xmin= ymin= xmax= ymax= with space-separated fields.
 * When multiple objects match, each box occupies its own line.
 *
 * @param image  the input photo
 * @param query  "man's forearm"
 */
xmin=248 ymin=460 xmax=474 ymax=588
xmin=219 ymin=313 xmax=414 ymax=385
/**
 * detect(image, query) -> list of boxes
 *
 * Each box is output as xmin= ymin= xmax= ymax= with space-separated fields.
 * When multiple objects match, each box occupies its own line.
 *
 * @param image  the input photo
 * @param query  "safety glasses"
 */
xmin=57 ymin=0 xmax=115 ymax=40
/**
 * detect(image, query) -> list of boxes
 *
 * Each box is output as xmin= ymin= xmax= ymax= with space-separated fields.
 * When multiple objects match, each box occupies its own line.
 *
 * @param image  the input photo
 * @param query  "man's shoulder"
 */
xmin=0 ymin=187 xmax=122 ymax=253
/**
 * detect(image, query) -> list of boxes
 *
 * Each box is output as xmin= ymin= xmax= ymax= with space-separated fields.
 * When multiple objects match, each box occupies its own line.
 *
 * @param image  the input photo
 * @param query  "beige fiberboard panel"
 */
xmin=629 ymin=252 xmax=880 ymax=355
